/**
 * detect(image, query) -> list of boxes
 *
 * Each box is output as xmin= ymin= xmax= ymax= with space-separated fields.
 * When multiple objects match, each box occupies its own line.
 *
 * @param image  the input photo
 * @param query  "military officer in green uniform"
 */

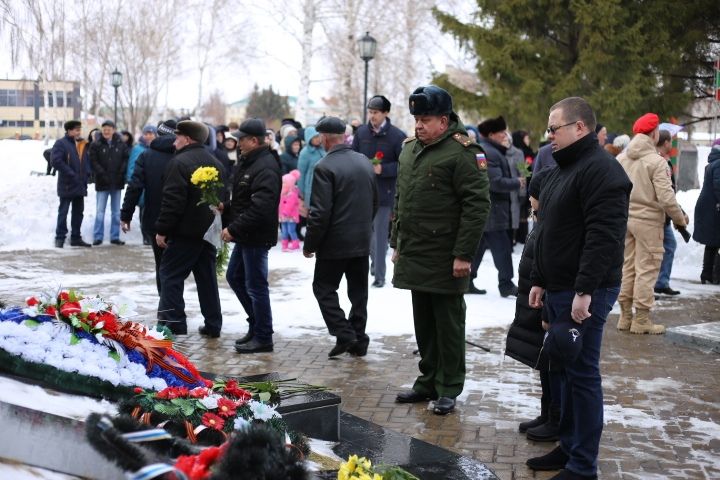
xmin=391 ymin=85 xmax=490 ymax=415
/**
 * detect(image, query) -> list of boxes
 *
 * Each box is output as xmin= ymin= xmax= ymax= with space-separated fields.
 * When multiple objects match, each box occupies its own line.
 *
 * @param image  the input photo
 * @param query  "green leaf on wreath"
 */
xmin=23 ymin=319 xmax=40 ymax=328
xmin=258 ymin=391 xmax=271 ymax=403
xmin=70 ymin=316 xmax=81 ymax=328
xmin=69 ymin=333 xmax=79 ymax=345
xmin=154 ymin=403 xmax=181 ymax=416
xmin=108 ymin=351 xmax=120 ymax=362
xmin=171 ymin=398 xmax=199 ymax=417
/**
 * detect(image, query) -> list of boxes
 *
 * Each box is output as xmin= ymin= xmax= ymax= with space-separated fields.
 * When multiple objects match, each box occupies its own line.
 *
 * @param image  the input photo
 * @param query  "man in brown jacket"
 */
xmin=616 ymin=113 xmax=688 ymax=334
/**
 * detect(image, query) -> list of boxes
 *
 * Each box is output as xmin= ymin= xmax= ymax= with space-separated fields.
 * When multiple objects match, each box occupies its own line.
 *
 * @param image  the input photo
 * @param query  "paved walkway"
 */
xmin=1 ymin=247 xmax=719 ymax=479
xmin=174 ymin=290 xmax=720 ymax=480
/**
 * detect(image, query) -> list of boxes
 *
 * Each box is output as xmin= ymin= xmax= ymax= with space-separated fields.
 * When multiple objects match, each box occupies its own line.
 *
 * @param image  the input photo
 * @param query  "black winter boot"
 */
xmin=519 ymin=391 xmax=548 ymax=433
xmin=701 ymin=246 xmax=717 ymax=284
xmin=526 ymin=445 xmax=568 ymax=471
xmin=527 ymin=404 xmax=560 ymax=441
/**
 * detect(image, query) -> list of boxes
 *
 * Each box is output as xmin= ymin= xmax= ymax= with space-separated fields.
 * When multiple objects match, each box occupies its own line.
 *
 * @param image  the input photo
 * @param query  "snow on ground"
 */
xmin=1 ymin=140 xmax=716 ymax=339
xmin=0 ymin=461 xmax=80 ymax=480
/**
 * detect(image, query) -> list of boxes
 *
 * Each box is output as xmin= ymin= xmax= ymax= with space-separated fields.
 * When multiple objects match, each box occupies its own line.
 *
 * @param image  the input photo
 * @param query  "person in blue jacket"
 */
xmin=52 ymin=120 xmax=92 ymax=248
xmin=297 ymin=126 xmax=326 ymax=213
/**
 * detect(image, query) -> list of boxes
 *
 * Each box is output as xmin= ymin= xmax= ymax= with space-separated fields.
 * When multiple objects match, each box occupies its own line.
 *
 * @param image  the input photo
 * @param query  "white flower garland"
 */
xmin=0 ymin=320 xmax=167 ymax=391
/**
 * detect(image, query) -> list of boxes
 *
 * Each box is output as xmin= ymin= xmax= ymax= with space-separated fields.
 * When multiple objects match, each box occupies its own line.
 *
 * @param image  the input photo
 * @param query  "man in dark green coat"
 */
xmin=390 ymin=85 xmax=490 ymax=415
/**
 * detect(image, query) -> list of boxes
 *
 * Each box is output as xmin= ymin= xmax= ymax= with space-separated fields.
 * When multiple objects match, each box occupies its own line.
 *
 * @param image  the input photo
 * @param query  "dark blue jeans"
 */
xmin=654 ymin=222 xmax=677 ymax=289
xmin=470 ymin=230 xmax=515 ymax=292
xmin=55 ymin=196 xmax=84 ymax=241
xmin=226 ymin=244 xmax=273 ymax=343
xmin=544 ymin=286 xmax=620 ymax=477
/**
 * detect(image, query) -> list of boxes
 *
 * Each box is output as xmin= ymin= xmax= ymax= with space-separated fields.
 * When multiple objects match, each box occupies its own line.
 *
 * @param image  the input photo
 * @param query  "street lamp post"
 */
xmin=358 ymin=32 xmax=377 ymax=124
xmin=111 ymin=68 xmax=122 ymax=126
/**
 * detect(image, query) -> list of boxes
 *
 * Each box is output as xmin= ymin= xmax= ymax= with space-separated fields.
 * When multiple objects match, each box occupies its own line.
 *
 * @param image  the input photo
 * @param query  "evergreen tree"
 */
xmin=433 ymin=0 xmax=720 ymax=140
xmin=245 ymin=85 xmax=290 ymax=129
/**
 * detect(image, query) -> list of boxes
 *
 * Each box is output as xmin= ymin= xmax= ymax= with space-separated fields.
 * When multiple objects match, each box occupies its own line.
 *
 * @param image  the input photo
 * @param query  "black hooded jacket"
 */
xmin=223 ymin=145 xmax=282 ymax=247
xmin=121 ymin=134 xmax=175 ymax=235
xmin=531 ymin=133 xmax=632 ymax=293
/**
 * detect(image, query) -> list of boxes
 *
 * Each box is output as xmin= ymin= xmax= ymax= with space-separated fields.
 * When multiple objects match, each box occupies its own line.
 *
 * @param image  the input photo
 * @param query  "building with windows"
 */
xmin=0 ymin=78 xmax=81 ymax=139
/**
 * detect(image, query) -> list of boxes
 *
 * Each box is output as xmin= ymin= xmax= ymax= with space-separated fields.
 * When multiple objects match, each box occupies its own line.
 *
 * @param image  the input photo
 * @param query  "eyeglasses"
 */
xmin=546 ymin=121 xmax=577 ymax=135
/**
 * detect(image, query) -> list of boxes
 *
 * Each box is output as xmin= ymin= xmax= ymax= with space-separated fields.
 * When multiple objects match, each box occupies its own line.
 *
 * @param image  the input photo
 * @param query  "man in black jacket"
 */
xmin=526 ymin=97 xmax=631 ymax=479
xmin=154 ymin=120 xmax=225 ymax=336
xmin=304 ymin=116 xmax=377 ymax=357
xmin=469 ymin=115 xmax=524 ymax=297
xmin=90 ymin=120 xmax=129 ymax=245
xmin=221 ymin=118 xmax=282 ymax=353
xmin=121 ymin=120 xmax=177 ymax=294
xmin=351 ymin=95 xmax=406 ymax=288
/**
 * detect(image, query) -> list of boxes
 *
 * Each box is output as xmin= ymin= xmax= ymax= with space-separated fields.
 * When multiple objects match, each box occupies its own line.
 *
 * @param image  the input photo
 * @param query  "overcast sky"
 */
xmin=0 ymin=4 xmax=474 ymax=110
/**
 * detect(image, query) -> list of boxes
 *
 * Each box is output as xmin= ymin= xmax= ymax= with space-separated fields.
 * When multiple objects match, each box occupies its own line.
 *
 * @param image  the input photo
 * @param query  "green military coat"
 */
xmin=390 ymin=118 xmax=490 ymax=294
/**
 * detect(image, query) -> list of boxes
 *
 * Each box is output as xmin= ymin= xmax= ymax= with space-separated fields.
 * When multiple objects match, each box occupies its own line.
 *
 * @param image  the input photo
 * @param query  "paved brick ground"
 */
xmin=174 ymin=291 xmax=720 ymax=480
xmin=1 ymin=247 xmax=718 ymax=479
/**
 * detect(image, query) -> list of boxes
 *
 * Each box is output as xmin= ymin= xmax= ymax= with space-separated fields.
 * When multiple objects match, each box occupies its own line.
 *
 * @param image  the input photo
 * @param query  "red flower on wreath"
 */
xmin=59 ymin=301 xmax=82 ymax=317
xmin=59 ymin=291 xmax=70 ymax=302
xmin=189 ymin=387 xmax=209 ymax=399
xmin=201 ymin=412 xmax=225 ymax=431
xmin=223 ymin=380 xmax=252 ymax=403
xmin=45 ymin=306 xmax=57 ymax=317
xmin=175 ymin=445 xmax=225 ymax=480
xmin=216 ymin=397 xmax=237 ymax=418
xmin=26 ymin=297 xmax=39 ymax=306
xmin=97 ymin=311 xmax=119 ymax=333
xmin=157 ymin=386 xmax=189 ymax=399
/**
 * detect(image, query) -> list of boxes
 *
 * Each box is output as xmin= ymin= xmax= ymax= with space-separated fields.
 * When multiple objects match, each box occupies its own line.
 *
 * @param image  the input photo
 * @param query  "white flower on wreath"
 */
xmin=144 ymin=326 xmax=167 ymax=340
xmin=79 ymin=296 xmax=108 ymax=313
xmin=248 ymin=400 xmax=280 ymax=421
xmin=233 ymin=417 xmax=251 ymax=431
xmin=199 ymin=394 xmax=221 ymax=410
xmin=109 ymin=295 xmax=137 ymax=318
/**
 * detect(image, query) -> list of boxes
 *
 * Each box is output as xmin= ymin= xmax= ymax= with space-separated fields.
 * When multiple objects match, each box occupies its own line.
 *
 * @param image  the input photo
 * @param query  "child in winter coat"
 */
xmin=279 ymin=169 xmax=301 ymax=251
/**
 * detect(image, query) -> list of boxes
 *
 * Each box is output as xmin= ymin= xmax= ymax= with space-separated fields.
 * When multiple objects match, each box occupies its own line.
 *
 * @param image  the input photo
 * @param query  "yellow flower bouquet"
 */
xmin=190 ymin=166 xmax=222 ymax=207
xmin=338 ymin=454 xmax=419 ymax=480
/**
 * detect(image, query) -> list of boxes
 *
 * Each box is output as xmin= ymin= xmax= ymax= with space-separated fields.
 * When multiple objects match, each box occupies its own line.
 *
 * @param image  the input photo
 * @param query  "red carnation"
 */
xmin=375 ymin=151 xmax=384 ymax=160
xmin=45 ymin=306 xmax=57 ymax=317
xmin=216 ymin=398 xmax=237 ymax=418
xmin=59 ymin=292 xmax=70 ymax=302
xmin=26 ymin=297 xmax=39 ymax=306
xmin=201 ymin=412 xmax=225 ymax=431
xmin=224 ymin=382 xmax=252 ymax=403
xmin=133 ymin=387 xmax=143 ymax=394
xmin=59 ymin=301 xmax=82 ymax=317
xmin=189 ymin=387 xmax=209 ymax=399
xmin=157 ymin=386 xmax=189 ymax=400
xmin=98 ymin=312 xmax=119 ymax=333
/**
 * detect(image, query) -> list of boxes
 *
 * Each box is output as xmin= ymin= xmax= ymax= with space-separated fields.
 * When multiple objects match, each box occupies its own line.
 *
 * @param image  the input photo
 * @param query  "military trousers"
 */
xmin=618 ymin=219 xmax=664 ymax=310
xmin=410 ymin=290 xmax=466 ymax=398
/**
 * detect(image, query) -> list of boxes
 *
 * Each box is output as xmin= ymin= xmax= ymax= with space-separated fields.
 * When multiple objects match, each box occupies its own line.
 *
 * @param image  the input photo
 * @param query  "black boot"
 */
xmin=701 ymin=246 xmax=717 ymax=284
xmin=526 ymin=445 xmax=568 ymax=471
xmin=527 ymin=404 xmax=560 ymax=441
xmin=519 ymin=389 xmax=548 ymax=433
